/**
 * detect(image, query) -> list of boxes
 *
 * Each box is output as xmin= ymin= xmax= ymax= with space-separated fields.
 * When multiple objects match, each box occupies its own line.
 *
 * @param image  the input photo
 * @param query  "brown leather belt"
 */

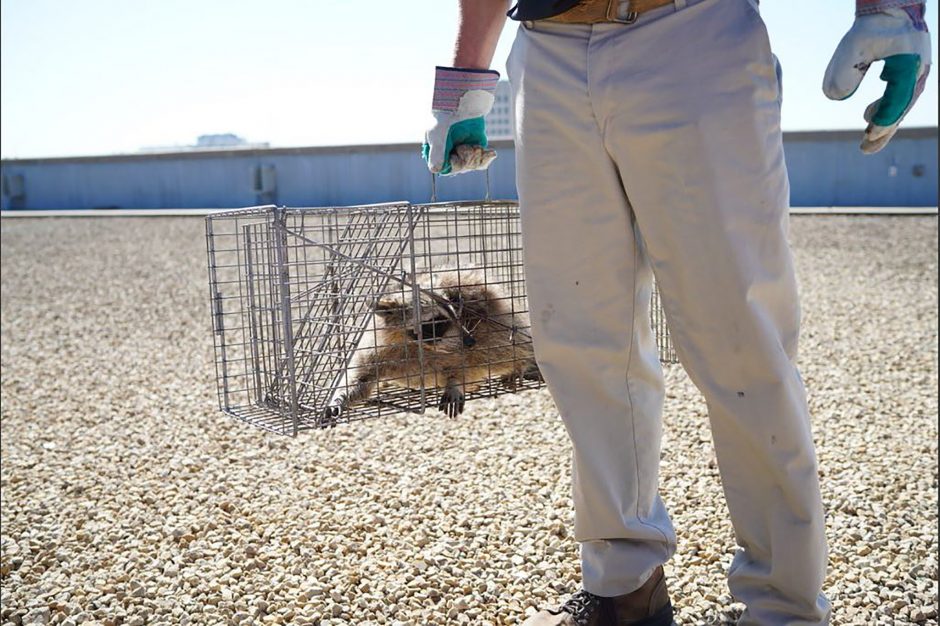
xmin=545 ymin=0 xmax=675 ymax=24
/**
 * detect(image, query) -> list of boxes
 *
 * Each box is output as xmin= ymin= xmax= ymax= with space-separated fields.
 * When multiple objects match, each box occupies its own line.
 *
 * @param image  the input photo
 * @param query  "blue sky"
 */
xmin=1 ymin=0 xmax=937 ymax=158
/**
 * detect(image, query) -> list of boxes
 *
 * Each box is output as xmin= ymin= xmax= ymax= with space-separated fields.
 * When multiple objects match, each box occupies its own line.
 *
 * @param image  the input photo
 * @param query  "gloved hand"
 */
xmin=423 ymin=66 xmax=500 ymax=176
xmin=823 ymin=3 xmax=931 ymax=154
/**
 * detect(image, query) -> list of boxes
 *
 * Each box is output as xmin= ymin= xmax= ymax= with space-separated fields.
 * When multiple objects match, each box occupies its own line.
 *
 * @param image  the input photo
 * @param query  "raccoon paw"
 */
xmin=522 ymin=362 xmax=544 ymax=383
xmin=499 ymin=364 xmax=541 ymax=391
xmin=320 ymin=403 xmax=343 ymax=428
xmin=438 ymin=387 xmax=465 ymax=418
xmin=499 ymin=371 xmax=522 ymax=392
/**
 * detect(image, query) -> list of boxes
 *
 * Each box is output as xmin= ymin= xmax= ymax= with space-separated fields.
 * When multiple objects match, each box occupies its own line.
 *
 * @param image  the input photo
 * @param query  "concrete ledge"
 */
xmin=2 ymin=207 xmax=937 ymax=218
xmin=788 ymin=207 xmax=938 ymax=215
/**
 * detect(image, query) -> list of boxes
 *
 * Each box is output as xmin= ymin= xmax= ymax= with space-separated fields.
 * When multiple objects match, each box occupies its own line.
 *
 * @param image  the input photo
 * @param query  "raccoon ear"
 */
xmin=375 ymin=298 xmax=402 ymax=318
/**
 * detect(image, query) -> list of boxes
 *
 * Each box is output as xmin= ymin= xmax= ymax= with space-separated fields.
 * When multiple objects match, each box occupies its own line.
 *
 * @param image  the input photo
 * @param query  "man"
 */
xmin=423 ymin=1 xmax=930 ymax=624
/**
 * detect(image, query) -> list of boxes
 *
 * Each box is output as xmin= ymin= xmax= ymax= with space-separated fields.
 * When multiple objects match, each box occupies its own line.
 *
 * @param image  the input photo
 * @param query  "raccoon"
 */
xmin=322 ymin=267 xmax=540 ymax=424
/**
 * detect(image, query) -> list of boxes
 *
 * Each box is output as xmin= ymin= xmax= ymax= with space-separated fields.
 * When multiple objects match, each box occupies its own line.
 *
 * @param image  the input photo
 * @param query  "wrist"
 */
xmin=451 ymin=58 xmax=494 ymax=71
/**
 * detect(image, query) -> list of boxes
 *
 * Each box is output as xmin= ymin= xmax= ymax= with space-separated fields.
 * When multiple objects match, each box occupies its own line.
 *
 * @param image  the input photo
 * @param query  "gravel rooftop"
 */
xmin=1 ymin=215 xmax=937 ymax=626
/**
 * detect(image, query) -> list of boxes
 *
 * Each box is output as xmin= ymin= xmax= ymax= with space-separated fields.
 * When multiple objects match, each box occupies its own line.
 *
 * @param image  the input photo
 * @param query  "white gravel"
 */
xmin=1 ymin=215 xmax=936 ymax=626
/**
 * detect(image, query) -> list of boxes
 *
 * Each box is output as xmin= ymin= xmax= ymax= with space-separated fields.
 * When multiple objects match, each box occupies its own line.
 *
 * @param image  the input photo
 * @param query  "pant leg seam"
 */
xmin=625 ymin=225 xmax=672 ymax=548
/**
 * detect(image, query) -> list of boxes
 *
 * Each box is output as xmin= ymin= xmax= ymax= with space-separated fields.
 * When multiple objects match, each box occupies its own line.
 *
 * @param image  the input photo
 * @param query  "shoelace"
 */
xmin=558 ymin=589 xmax=604 ymax=625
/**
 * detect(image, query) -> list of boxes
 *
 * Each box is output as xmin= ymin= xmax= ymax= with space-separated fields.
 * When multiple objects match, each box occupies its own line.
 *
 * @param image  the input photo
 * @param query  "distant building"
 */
xmin=139 ymin=133 xmax=269 ymax=154
xmin=485 ymin=81 xmax=514 ymax=140
xmin=196 ymin=134 xmax=251 ymax=148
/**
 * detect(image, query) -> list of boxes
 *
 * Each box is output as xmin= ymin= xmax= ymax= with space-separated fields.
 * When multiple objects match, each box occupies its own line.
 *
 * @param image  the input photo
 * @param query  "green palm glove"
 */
xmin=823 ymin=4 xmax=931 ymax=154
xmin=423 ymin=66 xmax=500 ymax=176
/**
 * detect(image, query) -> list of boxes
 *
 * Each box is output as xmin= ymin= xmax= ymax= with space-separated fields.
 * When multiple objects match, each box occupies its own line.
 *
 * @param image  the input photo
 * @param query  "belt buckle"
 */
xmin=605 ymin=0 xmax=639 ymax=23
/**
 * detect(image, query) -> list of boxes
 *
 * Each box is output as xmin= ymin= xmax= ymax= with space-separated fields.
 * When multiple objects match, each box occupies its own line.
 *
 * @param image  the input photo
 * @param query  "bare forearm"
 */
xmin=453 ymin=0 xmax=511 ymax=69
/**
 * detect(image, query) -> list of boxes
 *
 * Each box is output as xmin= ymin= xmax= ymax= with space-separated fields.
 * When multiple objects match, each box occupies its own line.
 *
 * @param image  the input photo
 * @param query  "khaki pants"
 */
xmin=506 ymin=0 xmax=830 ymax=623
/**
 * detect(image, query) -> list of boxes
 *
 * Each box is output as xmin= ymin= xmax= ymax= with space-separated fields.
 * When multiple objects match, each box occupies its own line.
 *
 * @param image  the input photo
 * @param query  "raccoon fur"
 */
xmin=322 ymin=266 xmax=540 ymax=424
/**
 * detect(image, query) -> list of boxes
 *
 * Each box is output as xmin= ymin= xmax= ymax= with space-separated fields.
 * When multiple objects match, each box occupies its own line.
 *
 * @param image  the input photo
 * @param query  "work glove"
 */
xmin=823 ymin=3 xmax=931 ymax=154
xmin=423 ymin=66 xmax=500 ymax=176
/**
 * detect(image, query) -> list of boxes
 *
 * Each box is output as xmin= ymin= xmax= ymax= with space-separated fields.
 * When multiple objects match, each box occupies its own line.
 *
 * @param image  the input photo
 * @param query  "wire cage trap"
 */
xmin=206 ymin=202 xmax=677 ymax=436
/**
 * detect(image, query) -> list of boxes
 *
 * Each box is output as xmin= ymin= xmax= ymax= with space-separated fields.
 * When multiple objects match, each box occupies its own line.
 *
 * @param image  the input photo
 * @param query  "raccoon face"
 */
xmin=408 ymin=295 xmax=458 ymax=343
xmin=375 ymin=296 xmax=454 ymax=344
xmin=409 ymin=312 xmax=453 ymax=343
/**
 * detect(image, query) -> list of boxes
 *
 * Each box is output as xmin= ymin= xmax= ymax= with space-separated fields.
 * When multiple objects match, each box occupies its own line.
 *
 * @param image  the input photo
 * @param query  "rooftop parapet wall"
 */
xmin=1 ymin=130 xmax=936 ymax=209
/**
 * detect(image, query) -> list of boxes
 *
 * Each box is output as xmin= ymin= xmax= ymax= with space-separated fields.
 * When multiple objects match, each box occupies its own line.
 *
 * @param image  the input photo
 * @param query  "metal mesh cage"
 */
xmin=206 ymin=202 xmax=677 ymax=435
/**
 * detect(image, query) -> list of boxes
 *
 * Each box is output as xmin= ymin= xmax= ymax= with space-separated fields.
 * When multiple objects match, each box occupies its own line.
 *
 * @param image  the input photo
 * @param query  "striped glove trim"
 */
xmin=432 ymin=66 xmax=500 ymax=112
xmin=857 ymin=0 xmax=925 ymax=18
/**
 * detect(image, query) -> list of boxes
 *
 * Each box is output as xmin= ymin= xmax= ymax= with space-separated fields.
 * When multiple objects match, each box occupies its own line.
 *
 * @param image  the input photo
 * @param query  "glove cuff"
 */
xmin=856 ymin=0 xmax=925 ymax=17
xmin=432 ymin=66 xmax=500 ymax=113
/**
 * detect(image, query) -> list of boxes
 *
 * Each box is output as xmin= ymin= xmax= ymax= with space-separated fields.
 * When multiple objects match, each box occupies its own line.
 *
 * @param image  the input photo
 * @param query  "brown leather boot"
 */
xmin=521 ymin=566 xmax=674 ymax=626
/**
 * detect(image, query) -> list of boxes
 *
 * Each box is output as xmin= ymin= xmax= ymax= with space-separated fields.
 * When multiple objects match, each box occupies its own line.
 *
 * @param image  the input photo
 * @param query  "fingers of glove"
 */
xmin=860 ymin=122 xmax=899 ymax=154
xmin=870 ymin=53 xmax=922 ymax=126
xmin=858 ymin=59 xmax=928 ymax=153
xmin=436 ymin=117 xmax=491 ymax=177
xmin=450 ymin=144 xmax=498 ymax=175
xmin=859 ymin=98 xmax=903 ymax=154
xmin=470 ymin=147 xmax=498 ymax=172
xmin=822 ymin=9 xmax=925 ymax=101
xmin=823 ymin=31 xmax=875 ymax=100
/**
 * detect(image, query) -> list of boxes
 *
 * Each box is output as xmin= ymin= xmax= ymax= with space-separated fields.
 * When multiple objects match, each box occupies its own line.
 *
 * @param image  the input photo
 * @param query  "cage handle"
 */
xmin=428 ymin=167 xmax=493 ymax=203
